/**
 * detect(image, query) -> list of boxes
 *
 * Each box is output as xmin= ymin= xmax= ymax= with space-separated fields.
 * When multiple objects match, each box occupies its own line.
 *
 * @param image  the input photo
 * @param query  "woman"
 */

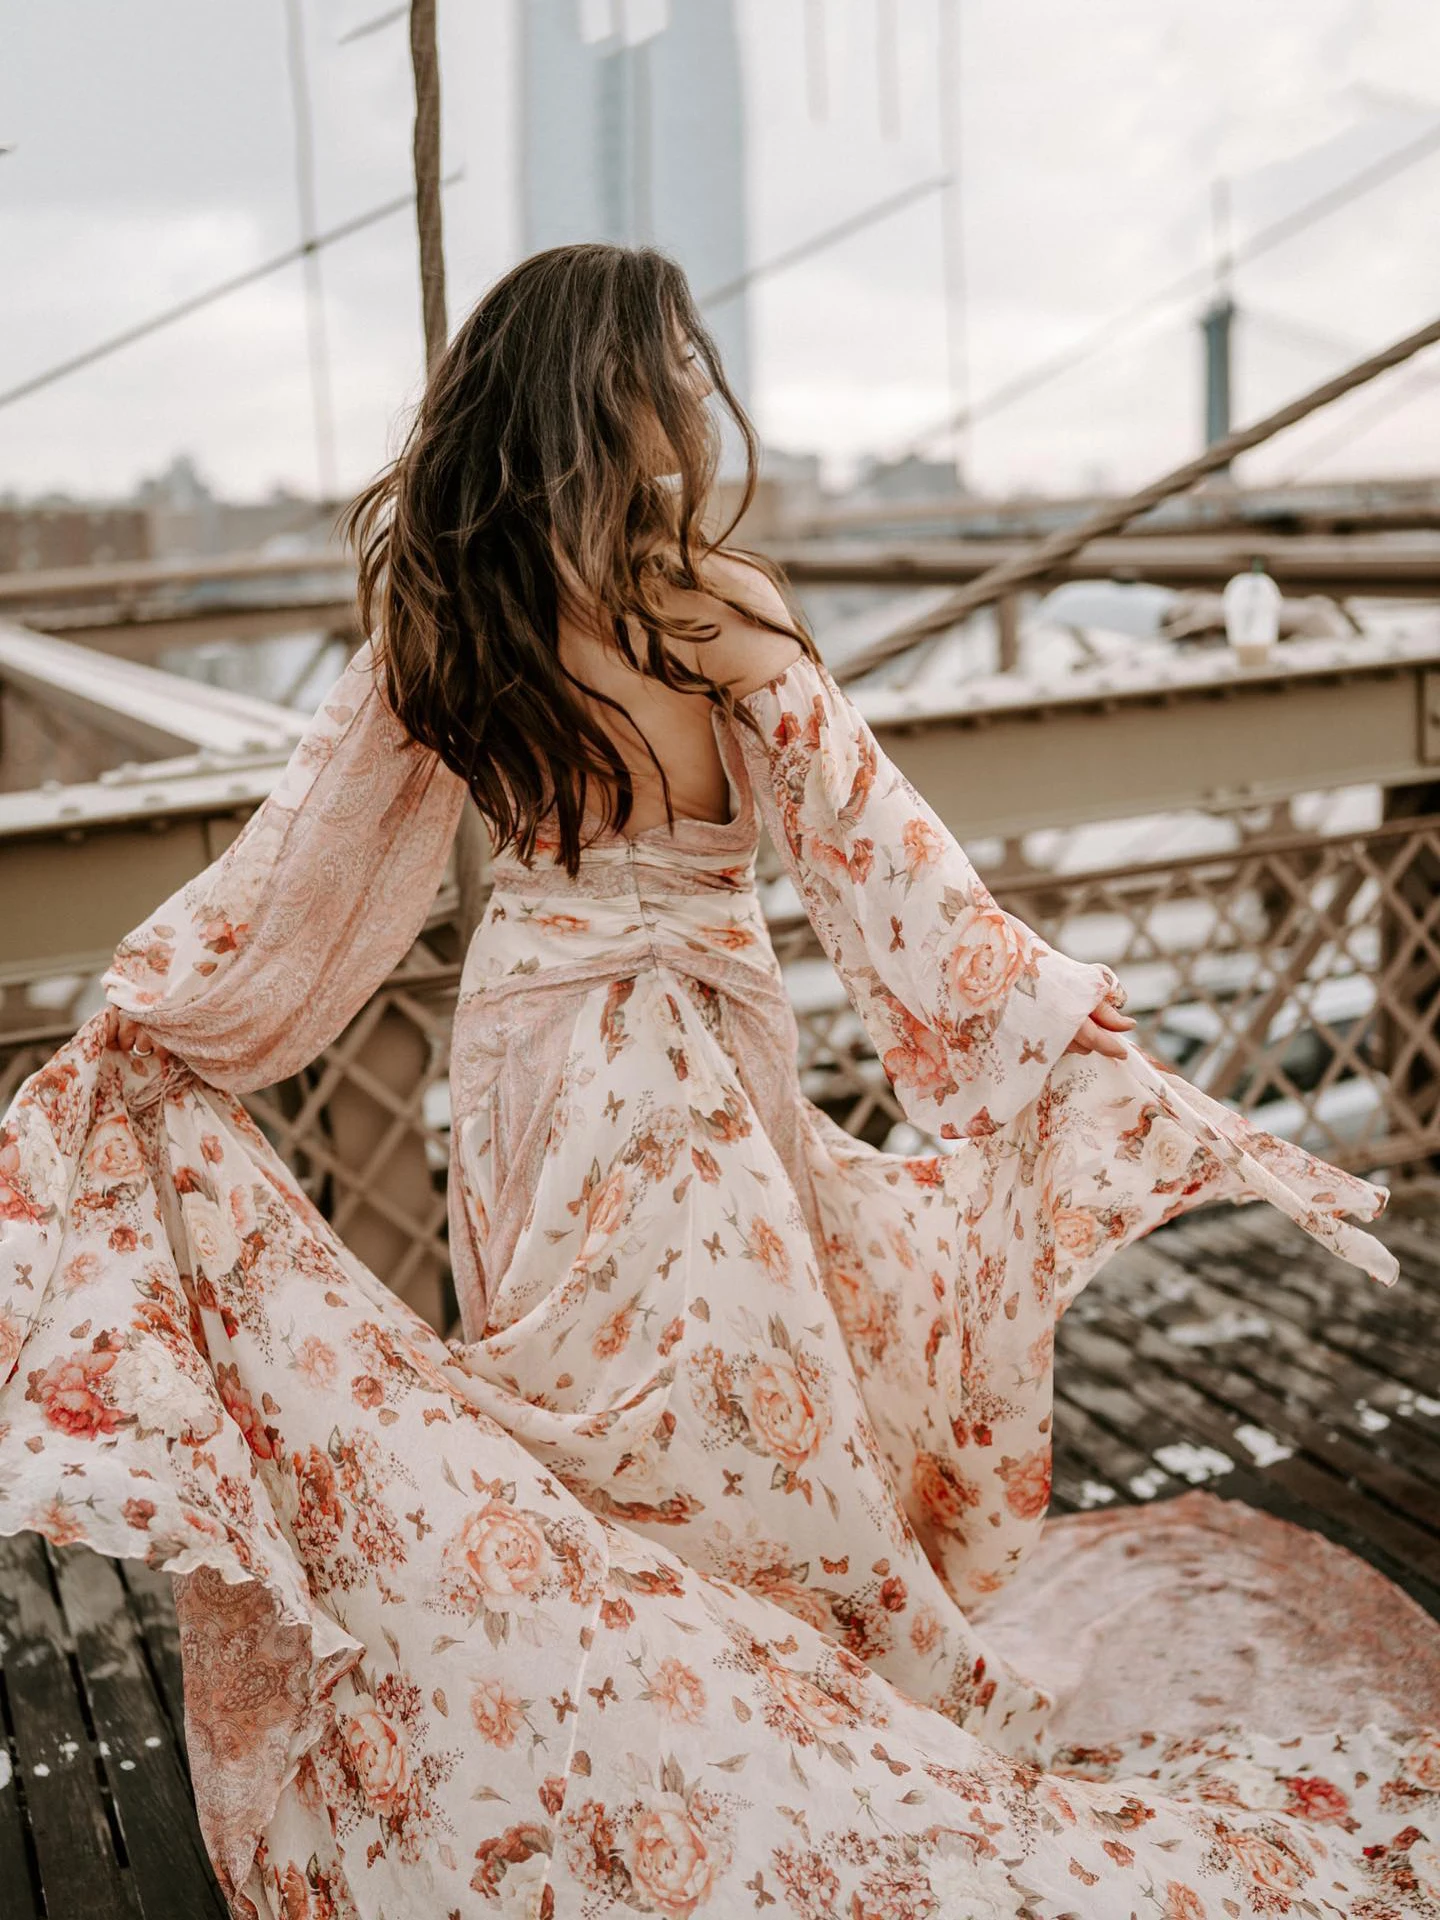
xmin=3 ymin=243 xmax=1438 ymax=1920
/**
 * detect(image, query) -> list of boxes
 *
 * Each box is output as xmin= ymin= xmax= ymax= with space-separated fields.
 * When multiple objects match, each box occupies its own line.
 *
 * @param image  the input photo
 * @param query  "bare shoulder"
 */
xmin=669 ymin=549 xmax=807 ymax=698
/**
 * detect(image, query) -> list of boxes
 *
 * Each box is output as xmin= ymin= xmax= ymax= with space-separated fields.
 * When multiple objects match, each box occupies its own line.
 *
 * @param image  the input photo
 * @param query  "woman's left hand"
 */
xmin=115 ymin=1014 xmax=172 ymax=1071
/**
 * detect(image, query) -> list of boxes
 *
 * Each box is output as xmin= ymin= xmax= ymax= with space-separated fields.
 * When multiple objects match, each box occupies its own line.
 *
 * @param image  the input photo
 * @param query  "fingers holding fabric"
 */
xmin=1064 ymin=1000 xmax=1137 ymax=1060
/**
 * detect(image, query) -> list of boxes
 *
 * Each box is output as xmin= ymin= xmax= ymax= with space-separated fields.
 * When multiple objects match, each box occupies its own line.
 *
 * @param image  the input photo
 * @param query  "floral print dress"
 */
xmin=2 ymin=641 xmax=1438 ymax=1920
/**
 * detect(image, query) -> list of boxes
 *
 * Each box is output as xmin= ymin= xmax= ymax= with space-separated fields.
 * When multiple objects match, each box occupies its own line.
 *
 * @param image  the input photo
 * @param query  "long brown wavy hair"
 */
xmin=342 ymin=242 xmax=820 ymax=877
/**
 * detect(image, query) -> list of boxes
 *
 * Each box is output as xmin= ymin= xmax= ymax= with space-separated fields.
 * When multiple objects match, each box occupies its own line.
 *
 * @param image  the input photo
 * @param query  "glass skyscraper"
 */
xmin=519 ymin=0 xmax=752 ymax=462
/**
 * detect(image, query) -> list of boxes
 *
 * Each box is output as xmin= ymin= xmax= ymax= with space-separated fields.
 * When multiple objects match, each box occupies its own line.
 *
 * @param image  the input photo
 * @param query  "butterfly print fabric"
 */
xmin=2 ymin=641 xmax=1437 ymax=1918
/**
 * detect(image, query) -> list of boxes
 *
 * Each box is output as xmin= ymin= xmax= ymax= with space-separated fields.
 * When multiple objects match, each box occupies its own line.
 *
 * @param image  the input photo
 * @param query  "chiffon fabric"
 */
xmin=2 ymin=640 xmax=1438 ymax=1920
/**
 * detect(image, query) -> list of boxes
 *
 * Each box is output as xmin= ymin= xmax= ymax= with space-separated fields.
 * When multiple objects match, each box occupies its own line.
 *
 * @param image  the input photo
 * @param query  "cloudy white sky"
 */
xmin=3 ymin=0 xmax=1439 ymax=504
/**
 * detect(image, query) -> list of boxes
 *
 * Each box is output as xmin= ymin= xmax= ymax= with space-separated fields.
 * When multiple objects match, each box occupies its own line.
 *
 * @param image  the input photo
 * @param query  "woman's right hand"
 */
xmin=115 ymin=1014 xmax=171 ymax=1071
xmin=1064 ymin=998 xmax=1136 ymax=1061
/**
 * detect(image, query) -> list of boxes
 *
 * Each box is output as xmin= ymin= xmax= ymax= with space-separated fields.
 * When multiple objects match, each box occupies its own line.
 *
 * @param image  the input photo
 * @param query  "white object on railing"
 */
xmin=1222 ymin=561 xmax=1282 ymax=665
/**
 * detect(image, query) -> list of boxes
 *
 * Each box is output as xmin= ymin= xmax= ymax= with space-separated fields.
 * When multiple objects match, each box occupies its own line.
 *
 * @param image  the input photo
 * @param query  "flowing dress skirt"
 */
xmin=3 ymin=643 xmax=1438 ymax=1917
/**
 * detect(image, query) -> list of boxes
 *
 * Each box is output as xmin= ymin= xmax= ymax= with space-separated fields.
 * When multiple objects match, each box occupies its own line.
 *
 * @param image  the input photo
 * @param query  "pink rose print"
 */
xmin=910 ymin=1450 xmax=981 ymax=1533
xmin=28 ymin=1345 xmax=122 ymax=1437
xmin=181 ymin=1195 xmax=240 ymax=1280
xmin=1283 ymin=1775 xmax=1352 ymax=1824
xmin=469 ymin=1676 xmax=527 ymax=1748
xmin=293 ymin=1335 xmax=338 ymax=1390
xmin=0 ymin=1132 xmax=49 ymax=1223
xmin=825 ymin=1261 xmax=887 ymax=1347
xmin=196 ymin=915 xmax=246 ymax=956
xmin=592 ymin=1304 xmax=635 ymax=1361
xmin=342 ymin=1709 xmax=411 ymax=1811
xmin=575 ymin=1168 xmax=629 ymax=1270
xmin=0 ymin=1308 xmax=25 ymax=1380
xmin=764 ymin=1662 xmax=860 ymax=1739
xmin=1220 ymin=1825 xmax=1311 ymax=1900
xmin=997 ymin=1447 xmax=1052 ymax=1522
xmin=1160 ymin=1884 xmax=1207 ymax=1920
xmin=901 ymin=815 xmax=945 ymax=877
xmin=443 ymin=1497 xmax=550 ymax=1613
xmin=748 ymin=1570 xmax=833 ymax=1634
xmin=649 ymin=1657 xmax=707 ymax=1726
xmin=216 ymin=1361 xmax=280 ymax=1461
xmin=84 ymin=1113 xmax=146 ymax=1190
xmin=697 ymin=921 xmax=757 ymax=952
xmin=30 ymin=1497 xmax=87 ymax=1548
xmin=746 ymin=1354 xmax=829 ymax=1469
xmin=943 ymin=906 xmax=1030 ymax=1017
xmin=278 ymin=1863 xmax=311 ymax=1920
xmin=62 ymin=1251 xmax=103 ymax=1292
xmin=1051 ymin=1201 xmax=1099 ymax=1257
xmin=1401 ymin=1734 xmax=1440 ymax=1791
xmin=749 ymin=1218 xmax=791 ymax=1285
xmin=909 ymin=1607 xmax=943 ymax=1656
xmin=293 ymin=1446 xmax=345 ymax=1551
xmin=881 ymin=1012 xmax=952 ymax=1107
xmin=627 ymin=1793 xmax=732 ymax=1919
xmin=471 ymin=1822 xmax=551 ymax=1902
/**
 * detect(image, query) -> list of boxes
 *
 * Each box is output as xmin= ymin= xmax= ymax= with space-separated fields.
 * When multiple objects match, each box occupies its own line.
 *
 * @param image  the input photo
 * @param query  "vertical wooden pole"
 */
xmin=996 ymin=594 xmax=1024 ymax=871
xmin=409 ymin=0 xmax=449 ymax=373
xmin=996 ymin=592 xmax=1021 ymax=673
xmin=408 ymin=0 xmax=491 ymax=952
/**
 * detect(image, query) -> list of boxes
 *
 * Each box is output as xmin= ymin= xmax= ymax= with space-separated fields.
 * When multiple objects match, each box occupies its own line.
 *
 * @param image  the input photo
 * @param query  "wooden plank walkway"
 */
xmin=1050 ymin=1198 xmax=1440 ymax=1618
xmin=2 ymin=1200 xmax=1437 ymax=1916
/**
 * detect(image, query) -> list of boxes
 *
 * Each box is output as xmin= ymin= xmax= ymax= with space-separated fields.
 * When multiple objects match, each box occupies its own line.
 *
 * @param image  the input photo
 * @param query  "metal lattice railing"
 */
xmin=997 ymin=811 xmax=1440 ymax=1170
xmin=3 ymin=812 xmax=1438 ymax=1333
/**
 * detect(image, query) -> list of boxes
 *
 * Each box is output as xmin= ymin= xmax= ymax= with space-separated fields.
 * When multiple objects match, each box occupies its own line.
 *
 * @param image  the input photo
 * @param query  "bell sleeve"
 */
xmin=729 ymin=652 xmax=1397 ymax=1287
xmin=729 ymin=653 xmax=1121 ymax=1143
xmin=102 ymin=639 xmax=467 ymax=1094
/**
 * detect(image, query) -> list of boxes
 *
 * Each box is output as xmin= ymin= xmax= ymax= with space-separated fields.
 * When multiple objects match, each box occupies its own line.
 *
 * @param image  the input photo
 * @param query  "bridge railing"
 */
xmin=5 ymin=800 xmax=1437 ymax=1338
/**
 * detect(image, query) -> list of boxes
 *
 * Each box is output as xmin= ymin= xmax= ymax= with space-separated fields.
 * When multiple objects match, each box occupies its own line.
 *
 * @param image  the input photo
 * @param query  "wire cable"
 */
xmin=889 ymin=114 xmax=1440 ymax=462
xmin=0 ymin=173 xmax=463 ymax=414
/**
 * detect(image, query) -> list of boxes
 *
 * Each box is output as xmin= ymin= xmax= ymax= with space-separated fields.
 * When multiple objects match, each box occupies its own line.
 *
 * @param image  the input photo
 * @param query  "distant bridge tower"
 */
xmin=1202 ymin=292 xmax=1236 ymax=452
xmin=1201 ymin=176 xmax=1235 ymax=466
xmin=519 ymin=0 xmax=752 ymax=463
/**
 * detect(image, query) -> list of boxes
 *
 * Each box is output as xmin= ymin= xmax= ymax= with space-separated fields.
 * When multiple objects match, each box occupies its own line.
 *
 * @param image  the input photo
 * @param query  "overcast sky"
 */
xmin=3 ymin=0 xmax=1439 ymax=504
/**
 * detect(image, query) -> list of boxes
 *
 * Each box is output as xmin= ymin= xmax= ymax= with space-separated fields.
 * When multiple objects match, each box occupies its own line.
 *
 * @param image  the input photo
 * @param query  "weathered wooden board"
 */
xmin=0 ymin=1533 xmax=139 ymax=1918
xmin=52 ymin=1548 xmax=228 ymax=1919
xmin=1051 ymin=1200 xmax=1440 ymax=1619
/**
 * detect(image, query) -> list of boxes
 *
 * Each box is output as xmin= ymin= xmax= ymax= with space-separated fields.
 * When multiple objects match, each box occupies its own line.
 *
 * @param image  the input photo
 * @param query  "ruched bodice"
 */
xmin=460 ymin=696 xmax=780 ymax=1002
xmin=449 ymin=708 xmax=813 ymax=1344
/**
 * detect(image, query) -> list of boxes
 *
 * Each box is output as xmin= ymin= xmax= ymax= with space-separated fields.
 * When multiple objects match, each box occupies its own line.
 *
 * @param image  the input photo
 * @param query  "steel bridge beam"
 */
xmin=859 ymin=627 xmax=1440 ymax=837
xmin=0 ymin=623 xmax=307 ymax=756
xmin=2 ymin=628 xmax=1437 ymax=976
xmin=770 ymin=534 xmax=1440 ymax=596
